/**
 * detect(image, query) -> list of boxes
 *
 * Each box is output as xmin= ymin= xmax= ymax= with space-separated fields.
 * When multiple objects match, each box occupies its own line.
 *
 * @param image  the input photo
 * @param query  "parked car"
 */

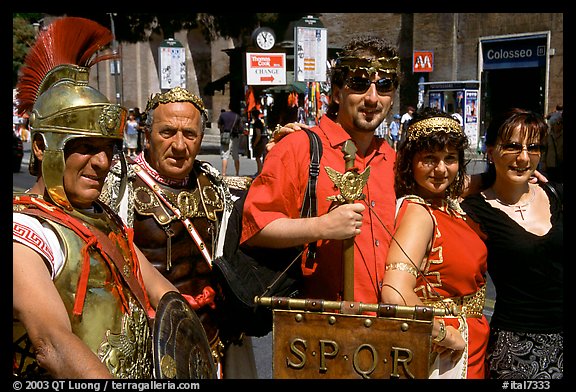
xmin=13 ymin=131 xmax=23 ymax=173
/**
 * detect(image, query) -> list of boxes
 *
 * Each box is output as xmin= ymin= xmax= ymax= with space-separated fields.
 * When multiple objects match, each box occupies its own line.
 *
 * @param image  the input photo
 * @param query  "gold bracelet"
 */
xmin=432 ymin=319 xmax=446 ymax=343
xmin=385 ymin=262 xmax=418 ymax=278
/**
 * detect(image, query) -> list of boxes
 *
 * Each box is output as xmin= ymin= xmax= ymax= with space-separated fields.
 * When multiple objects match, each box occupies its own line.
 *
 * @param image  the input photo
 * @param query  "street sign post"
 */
xmin=159 ymin=38 xmax=186 ymax=90
xmin=294 ymin=16 xmax=327 ymax=82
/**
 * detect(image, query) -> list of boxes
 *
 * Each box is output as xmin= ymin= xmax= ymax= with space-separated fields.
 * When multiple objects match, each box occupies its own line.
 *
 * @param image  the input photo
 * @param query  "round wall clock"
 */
xmin=253 ymin=27 xmax=276 ymax=50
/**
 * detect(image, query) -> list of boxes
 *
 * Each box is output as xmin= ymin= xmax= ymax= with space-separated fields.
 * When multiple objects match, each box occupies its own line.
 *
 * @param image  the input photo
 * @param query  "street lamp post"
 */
xmin=108 ymin=13 xmax=121 ymax=104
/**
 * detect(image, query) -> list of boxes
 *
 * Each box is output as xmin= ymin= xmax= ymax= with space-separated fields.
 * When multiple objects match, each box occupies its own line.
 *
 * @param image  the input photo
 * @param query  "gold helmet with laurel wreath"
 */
xmin=16 ymin=17 xmax=127 ymax=211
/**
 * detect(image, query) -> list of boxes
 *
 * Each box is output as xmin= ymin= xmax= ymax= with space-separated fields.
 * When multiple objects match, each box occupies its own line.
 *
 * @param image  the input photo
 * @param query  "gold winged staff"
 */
xmin=325 ymin=141 xmax=371 ymax=301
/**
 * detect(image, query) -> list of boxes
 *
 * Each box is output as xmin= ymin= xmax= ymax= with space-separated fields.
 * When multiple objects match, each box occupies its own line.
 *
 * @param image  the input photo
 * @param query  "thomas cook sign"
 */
xmin=246 ymin=53 xmax=286 ymax=86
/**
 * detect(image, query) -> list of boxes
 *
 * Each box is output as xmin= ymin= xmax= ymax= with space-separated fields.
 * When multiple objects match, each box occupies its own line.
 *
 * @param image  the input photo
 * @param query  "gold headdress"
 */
xmin=335 ymin=55 xmax=400 ymax=77
xmin=143 ymin=87 xmax=208 ymax=123
xmin=407 ymin=117 xmax=463 ymax=142
xmin=16 ymin=17 xmax=126 ymax=211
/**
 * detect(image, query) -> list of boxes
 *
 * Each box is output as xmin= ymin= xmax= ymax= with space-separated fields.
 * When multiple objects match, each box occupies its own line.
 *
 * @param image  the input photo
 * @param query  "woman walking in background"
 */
xmin=125 ymin=112 xmax=139 ymax=158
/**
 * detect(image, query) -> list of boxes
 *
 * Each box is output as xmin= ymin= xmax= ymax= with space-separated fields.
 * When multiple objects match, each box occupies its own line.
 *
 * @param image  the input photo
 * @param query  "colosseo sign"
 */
xmin=481 ymin=34 xmax=547 ymax=70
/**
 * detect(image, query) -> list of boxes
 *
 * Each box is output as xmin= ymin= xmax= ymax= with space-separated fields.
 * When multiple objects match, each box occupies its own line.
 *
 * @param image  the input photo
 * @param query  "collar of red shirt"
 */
xmin=317 ymin=116 xmax=393 ymax=158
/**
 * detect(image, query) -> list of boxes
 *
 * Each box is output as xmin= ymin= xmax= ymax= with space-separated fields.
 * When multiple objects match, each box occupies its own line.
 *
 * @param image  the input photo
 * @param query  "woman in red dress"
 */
xmin=380 ymin=107 xmax=490 ymax=379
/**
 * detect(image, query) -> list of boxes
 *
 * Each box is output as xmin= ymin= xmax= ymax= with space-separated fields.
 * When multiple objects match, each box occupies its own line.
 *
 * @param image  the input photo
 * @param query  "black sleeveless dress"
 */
xmin=460 ymin=182 xmax=563 ymax=379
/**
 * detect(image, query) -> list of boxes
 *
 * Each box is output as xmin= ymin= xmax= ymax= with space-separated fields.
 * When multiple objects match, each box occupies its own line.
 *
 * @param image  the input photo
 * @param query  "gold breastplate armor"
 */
xmin=98 ymin=300 xmax=152 ymax=378
xmin=130 ymin=170 xmax=225 ymax=348
xmin=134 ymin=183 xmax=206 ymax=225
xmin=12 ymin=214 xmax=153 ymax=378
xmin=133 ymin=170 xmax=224 ymax=226
xmin=132 ymin=171 xmax=223 ymax=271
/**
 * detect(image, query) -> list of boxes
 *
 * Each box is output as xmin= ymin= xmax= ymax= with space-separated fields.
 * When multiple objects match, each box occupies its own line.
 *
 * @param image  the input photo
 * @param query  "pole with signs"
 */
xmin=108 ymin=13 xmax=121 ymax=104
xmin=159 ymin=38 xmax=186 ymax=91
xmin=294 ymin=16 xmax=327 ymax=83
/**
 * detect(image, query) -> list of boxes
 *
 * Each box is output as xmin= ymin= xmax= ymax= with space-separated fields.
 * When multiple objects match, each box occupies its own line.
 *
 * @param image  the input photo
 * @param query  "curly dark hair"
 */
xmin=394 ymin=107 xmax=469 ymax=199
xmin=326 ymin=35 xmax=400 ymax=119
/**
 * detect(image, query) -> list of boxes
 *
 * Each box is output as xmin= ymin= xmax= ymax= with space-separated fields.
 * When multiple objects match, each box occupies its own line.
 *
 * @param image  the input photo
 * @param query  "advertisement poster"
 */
xmin=465 ymin=90 xmax=478 ymax=123
xmin=455 ymin=91 xmax=464 ymax=111
xmin=429 ymin=92 xmax=443 ymax=111
xmin=465 ymin=90 xmax=479 ymax=148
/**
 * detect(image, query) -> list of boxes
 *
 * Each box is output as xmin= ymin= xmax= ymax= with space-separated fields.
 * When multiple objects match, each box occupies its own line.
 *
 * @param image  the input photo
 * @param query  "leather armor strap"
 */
xmin=133 ymin=164 xmax=213 ymax=266
xmin=14 ymin=196 xmax=152 ymax=316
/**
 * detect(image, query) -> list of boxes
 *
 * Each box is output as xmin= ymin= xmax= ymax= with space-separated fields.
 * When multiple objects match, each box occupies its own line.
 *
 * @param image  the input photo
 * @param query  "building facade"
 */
xmin=89 ymin=13 xmax=563 ymax=150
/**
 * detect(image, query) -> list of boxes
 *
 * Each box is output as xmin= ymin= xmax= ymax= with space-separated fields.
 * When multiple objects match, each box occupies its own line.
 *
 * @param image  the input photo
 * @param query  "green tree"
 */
xmin=13 ymin=14 xmax=42 ymax=88
xmin=46 ymin=13 xmax=309 ymax=44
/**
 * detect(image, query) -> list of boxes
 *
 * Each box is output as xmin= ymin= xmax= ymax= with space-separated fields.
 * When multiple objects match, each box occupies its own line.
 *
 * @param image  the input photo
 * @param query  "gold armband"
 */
xmin=385 ymin=262 xmax=418 ymax=278
xmin=433 ymin=319 xmax=447 ymax=343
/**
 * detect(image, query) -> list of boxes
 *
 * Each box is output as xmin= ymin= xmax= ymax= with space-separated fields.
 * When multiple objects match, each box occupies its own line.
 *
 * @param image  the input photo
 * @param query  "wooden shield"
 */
xmin=272 ymin=309 xmax=432 ymax=379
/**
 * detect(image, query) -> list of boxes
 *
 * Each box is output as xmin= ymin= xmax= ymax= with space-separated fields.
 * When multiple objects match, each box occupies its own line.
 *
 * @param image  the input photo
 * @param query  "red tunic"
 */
xmin=241 ymin=116 xmax=397 ymax=304
xmin=397 ymin=197 xmax=490 ymax=379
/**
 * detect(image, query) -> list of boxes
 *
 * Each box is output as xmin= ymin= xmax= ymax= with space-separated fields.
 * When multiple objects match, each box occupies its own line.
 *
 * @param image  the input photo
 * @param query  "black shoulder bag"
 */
xmin=213 ymin=129 xmax=322 ymax=337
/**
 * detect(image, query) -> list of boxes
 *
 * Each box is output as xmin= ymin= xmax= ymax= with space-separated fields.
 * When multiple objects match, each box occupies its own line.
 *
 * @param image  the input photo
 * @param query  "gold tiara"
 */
xmin=407 ymin=117 xmax=463 ymax=141
xmin=144 ymin=87 xmax=207 ymax=119
xmin=335 ymin=56 xmax=400 ymax=76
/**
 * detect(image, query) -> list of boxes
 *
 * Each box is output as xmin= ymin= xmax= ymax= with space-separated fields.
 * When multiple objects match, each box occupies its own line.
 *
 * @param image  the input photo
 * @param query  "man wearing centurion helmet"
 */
xmin=12 ymin=17 xmax=214 ymax=379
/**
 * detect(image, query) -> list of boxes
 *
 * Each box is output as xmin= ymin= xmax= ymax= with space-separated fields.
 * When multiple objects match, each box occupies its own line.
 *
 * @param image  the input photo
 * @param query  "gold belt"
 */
xmin=210 ymin=335 xmax=225 ymax=366
xmin=422 ymin=285 xmax=486 ymax=318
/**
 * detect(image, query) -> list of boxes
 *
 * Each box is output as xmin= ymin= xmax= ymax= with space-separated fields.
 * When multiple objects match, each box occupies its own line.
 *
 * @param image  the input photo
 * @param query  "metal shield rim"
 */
xmin=152 ymin=290 xmax=217 ymax=379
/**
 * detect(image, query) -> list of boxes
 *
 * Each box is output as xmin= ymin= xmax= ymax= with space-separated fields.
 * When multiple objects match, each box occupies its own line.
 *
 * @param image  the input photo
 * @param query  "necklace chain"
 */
xmin=491 ymin=187 xmax=535 ymax=220
xmin=493 ymin=186 xmax=535 ymax=208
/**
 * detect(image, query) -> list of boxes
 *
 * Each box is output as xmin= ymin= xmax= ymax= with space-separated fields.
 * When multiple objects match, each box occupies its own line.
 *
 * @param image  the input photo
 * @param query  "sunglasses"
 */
xmin=345 ymin=76 xmax=398 ymax=95
xmin=498 ymin=142 xmax=545 ymax=155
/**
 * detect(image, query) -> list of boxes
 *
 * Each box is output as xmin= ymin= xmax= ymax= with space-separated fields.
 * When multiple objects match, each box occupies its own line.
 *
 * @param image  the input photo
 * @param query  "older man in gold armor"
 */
xmin=100 ymin=87 xmax=257 ymax=378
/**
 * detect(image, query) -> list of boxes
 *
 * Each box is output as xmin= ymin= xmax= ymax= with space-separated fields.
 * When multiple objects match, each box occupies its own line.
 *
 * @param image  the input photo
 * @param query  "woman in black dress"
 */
xmin=461 ymin=108 xmax=563 ymax=379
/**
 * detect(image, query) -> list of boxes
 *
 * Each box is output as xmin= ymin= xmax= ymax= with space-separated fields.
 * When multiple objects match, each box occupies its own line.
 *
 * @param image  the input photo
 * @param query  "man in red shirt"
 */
xmin=241 ymin=35 xmax=399 ymax=304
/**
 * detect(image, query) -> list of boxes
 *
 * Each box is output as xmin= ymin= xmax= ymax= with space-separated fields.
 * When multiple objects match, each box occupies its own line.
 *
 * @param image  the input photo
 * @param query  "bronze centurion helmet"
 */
xmin=16 ymin=17 xmax=127 ymax=210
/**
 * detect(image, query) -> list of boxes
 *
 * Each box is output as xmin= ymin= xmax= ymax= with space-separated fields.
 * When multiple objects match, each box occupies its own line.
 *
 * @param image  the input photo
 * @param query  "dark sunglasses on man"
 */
xmin=345 ymin=75 xmax=399 ymax=95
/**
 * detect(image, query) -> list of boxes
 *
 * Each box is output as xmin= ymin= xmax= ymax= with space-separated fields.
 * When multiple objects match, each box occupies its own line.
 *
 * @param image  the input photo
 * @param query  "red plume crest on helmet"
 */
xmin=16 ymin=17 xmax=117 ymax=115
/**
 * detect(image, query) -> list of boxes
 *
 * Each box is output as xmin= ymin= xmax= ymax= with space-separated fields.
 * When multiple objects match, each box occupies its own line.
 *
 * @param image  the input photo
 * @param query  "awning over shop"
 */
xmin=203 ymin=73 xmax=231 ymax=96
xmin=263 ymin=81 xmax=307 ymax=94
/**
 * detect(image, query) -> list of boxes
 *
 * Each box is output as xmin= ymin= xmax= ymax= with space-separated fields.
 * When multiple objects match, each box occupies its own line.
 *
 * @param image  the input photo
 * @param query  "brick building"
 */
xmin=89 ymin=13 xmax=563 ymax=150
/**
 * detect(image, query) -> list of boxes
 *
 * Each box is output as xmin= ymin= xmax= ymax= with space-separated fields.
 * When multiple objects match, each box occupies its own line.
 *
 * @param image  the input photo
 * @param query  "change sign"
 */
xmin=246 ymin=53 xmax=286 ymax=85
